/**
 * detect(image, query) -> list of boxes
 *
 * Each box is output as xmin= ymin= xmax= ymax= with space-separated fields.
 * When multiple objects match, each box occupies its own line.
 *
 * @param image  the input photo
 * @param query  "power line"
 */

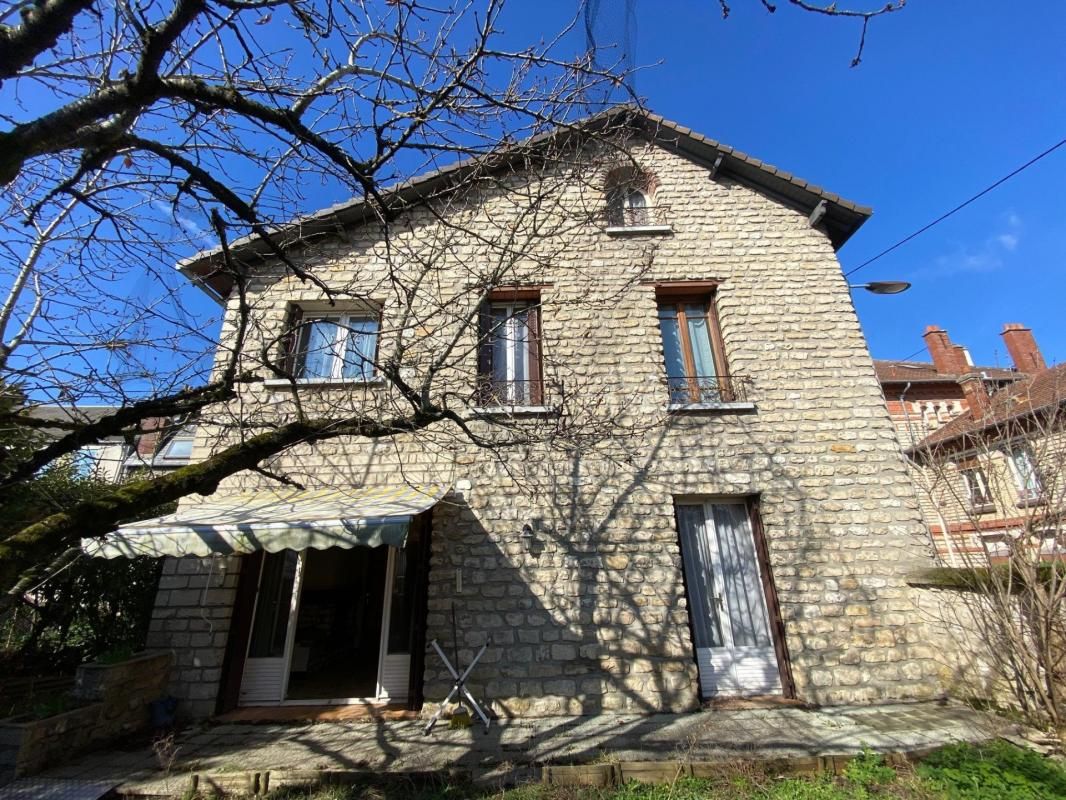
xmin=844 ymin=135 xmax=1066 ymax=278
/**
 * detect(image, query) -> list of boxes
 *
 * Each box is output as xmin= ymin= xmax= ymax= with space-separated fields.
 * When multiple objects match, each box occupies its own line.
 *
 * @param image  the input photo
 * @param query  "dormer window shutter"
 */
xmin=279 ymin=304 xmax=304 ymax=377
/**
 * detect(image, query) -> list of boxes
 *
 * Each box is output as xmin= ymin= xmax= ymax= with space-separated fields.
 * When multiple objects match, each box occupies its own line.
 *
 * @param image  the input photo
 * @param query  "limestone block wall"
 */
xmin=145 ymin=555 xmax=241 ymax=719
xmin=0 ymin=652 xmax=171 ymax=781
xmin=147 ymin=134 xmax=947 ymax=715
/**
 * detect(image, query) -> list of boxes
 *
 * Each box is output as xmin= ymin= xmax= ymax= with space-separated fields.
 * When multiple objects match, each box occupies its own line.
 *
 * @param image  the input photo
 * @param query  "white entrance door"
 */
xmin=676 ymin=501 xmax=782 ymax=697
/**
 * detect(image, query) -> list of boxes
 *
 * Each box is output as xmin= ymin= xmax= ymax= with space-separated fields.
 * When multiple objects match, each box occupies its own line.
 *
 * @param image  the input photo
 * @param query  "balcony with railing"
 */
xmin=604 ymin=204 xmax=672 ymax=234
xmin=472 ymin=377 xmax=554 ymax=413
xmin=664 ymin=374 xmax=754 ymax=409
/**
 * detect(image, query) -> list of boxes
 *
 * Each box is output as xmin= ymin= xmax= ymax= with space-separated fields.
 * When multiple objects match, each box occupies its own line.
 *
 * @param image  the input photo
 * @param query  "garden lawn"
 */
xmin=243 ymin=742 xmax=1066 ymax=800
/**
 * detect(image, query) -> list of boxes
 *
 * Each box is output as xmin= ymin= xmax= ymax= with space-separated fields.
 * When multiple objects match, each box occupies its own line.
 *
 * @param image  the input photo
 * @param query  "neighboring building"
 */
xmin=90 ymin=107 xmax=944 ymax=719
xmin=877 ymin=324 xmax=1063 ymax=564
xmin=27 ymin=405 xmax=128 ymax=482
xmin=27 ymin=407 xmax=196 ymax=482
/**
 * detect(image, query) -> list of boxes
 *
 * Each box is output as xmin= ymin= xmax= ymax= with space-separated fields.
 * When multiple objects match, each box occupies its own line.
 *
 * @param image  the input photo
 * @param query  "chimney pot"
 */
xmin=1001 ymin=323 xmax=1046 ymax=374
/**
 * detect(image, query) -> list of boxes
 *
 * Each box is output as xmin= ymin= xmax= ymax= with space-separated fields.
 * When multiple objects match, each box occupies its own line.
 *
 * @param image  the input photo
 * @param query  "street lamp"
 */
xmin=848 ymin=281 xmax=911 ymax=295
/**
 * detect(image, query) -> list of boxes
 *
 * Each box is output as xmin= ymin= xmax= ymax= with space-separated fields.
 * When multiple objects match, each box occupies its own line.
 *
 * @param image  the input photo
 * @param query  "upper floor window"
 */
xmin=163 ymin=435 xmax=195 ymax=460
xmin=604 ymin=166 xmax=666 ymax=230
xmin=292 ymin=311 xmax=380 ymax=382
xmin=477 ymin=293 xmax=543 ymax=406
xmin=1007 ymin=445 xmax=1043 ymax=502
xmin=657 ymin=289 xmax=742 ymax=406
xmin=608 ymin=186 xmax=650 ymax=227
xmin=959 ymin=463 xmax=994 ymax=510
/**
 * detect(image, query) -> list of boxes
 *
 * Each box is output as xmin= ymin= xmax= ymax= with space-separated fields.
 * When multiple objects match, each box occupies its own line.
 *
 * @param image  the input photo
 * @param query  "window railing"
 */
xmin=473 ymin=378 xmax=549 ymax=408
xmin=605 ymin=204 xmax=671 ymax=229
xmin=664 ymin=375 xmax=752 ymax=406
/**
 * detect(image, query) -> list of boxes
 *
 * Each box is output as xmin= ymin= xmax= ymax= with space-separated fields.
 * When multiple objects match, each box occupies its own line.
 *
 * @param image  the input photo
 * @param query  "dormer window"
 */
xmin=604 ymin=167 xmax=670 ymax=234
xmin=608 ymin=186 xmax=650 ymax=227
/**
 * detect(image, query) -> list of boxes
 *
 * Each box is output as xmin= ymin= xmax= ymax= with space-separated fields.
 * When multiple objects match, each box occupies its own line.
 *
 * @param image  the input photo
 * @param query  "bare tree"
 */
xmin=909 ymin=371 xmax=1066 ymax=731
xmin=0 ymin=0 xmax=651 ymax=602
xmin=0 ymin=0 xmax=910 ymax=607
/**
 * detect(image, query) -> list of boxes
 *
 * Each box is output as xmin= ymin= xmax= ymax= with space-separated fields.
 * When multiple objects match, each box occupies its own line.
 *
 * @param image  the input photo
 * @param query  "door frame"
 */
xmin=673 ymin=496 xmax=794 ymax=700
xmin=231 ymin=547 xmax=399 ymax=707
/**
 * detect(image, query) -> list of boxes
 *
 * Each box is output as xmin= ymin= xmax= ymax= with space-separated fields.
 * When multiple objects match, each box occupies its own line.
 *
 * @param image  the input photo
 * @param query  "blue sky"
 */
xmin=504 ymin=1 xmax=1066 ymax=367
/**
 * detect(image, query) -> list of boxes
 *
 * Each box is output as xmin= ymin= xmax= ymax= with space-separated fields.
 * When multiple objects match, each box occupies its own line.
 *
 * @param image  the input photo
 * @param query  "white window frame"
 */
xmin=960 ymin=464 xmax=993 ymax=509
xmin=163 ymin=435 xmax=195 ymax=460
xmin=1006 ymin=444 xmax=1043 ymax=502
xmin=488 ymin=301 xmax=532 ymax=388
xmin=294 ymin=313 xmax=379 ymax=383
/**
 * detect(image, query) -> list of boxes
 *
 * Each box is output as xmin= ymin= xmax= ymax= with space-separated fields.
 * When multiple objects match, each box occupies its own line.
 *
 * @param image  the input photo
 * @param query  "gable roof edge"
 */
xmin=178 ymin=105 xmax=872 ymax=302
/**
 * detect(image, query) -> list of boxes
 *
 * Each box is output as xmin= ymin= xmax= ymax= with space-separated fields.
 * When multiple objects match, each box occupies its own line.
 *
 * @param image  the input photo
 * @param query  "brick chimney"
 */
xmin=136 ymin=417 xmax=169 ymax=457
xmin=1001 ymin=323 xmax=1046 ymax=374
xmin=923 ymin=325 xmax=969 ymax=375
xmin=958 ymin=374 xmax=992 ymax=417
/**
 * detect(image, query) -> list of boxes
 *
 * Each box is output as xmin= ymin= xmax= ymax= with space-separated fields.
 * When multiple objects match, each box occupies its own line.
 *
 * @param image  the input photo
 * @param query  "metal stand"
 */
xmin=423 ymin=639 xmax=491 ymax=735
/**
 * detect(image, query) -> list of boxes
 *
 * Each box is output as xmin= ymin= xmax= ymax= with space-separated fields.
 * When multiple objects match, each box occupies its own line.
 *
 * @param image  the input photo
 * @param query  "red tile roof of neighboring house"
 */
xmin=873 ymin=359 xmax=1018 ymax=384
xmin=909 ymin=362 xmax=1066 ymax=452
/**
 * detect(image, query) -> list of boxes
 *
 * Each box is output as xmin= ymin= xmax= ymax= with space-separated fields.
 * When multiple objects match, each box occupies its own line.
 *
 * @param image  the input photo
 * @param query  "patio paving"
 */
xmin=31 ymin=701 xmax=1011 ymax=796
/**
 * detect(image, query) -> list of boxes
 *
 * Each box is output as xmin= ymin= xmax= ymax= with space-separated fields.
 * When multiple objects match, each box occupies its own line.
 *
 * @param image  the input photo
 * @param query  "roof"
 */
xmin=874 ymin=359 xmax=1018 ymax=384
xmin=25 ymin=405 xmax=124 ymax=441
xmin=910 ymin=362 xmax=1066 ymax=451
xmin=179 ymin=105 xmax=873 ymax=303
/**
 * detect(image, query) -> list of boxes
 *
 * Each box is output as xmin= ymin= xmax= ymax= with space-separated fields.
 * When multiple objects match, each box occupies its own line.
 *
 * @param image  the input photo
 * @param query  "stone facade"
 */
xmin=147 ymin=120 xmax=945 ymax=716
xmin=145 ymin=556 xmax=240 ymax=719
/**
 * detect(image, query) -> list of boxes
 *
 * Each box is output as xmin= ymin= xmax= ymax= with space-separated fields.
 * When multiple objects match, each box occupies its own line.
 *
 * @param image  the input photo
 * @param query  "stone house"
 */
xmin=878 ymin=323 xmax=1064 ymax=565
xmin=88 ymin=107 xmax=943 ymax=720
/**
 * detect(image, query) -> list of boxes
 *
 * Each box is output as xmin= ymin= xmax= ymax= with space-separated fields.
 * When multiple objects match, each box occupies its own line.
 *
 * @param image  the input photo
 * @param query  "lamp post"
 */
xmin=848 ymin=281 xmax=911 ymax=295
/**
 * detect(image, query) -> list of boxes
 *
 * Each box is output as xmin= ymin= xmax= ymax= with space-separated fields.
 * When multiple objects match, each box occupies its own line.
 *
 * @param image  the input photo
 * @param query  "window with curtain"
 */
xmin=477 ymin=298 xmax=542 ymax=405
xmin=607 ymin=186 xmax=650 ymax=226
xmin=676 ymin=501 xmax=772 ymax=651
xmin=710 ymin=503 xmax=772 ymax=649
xmin=293 ymin=312 xmax=380 ymax=381
xmin=676 ymin=504 xmax=724 ymax=649
xmin=657 ymin=297 xmax=728 ymax=405
xmin=1007 ymin=445 xmax=1043 ymax=501
xmin=960 ymin=464 xmax=994 ymax=509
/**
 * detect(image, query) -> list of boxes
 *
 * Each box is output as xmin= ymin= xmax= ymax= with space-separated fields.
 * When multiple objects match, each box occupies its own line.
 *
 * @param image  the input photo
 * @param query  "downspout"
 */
xmin=899 ymin=382 xmax=960 ymax=567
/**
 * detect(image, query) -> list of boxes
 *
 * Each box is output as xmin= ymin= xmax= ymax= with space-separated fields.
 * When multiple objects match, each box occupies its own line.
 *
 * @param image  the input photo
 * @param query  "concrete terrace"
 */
xmin=21 ymin=701 xmax=1011 ymax=797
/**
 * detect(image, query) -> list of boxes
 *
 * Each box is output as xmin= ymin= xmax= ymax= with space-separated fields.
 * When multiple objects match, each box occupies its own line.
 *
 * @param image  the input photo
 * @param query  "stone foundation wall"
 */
xmin=913 ymin=585 xmax=1027 ymax=709
xmin=0 ymin=652 xmax=170 ymax=782
xmin=145 ymin=555 xmax=241 ymax=719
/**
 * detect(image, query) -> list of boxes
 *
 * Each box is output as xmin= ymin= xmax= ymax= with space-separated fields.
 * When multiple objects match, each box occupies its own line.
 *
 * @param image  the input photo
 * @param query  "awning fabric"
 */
xmin=84 ymin=483 xmax=449 ymax=559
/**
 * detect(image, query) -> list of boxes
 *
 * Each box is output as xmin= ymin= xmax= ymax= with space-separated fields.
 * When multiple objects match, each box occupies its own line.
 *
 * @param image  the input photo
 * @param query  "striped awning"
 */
xmin=84 ymin=483 xmax=449 ymax=559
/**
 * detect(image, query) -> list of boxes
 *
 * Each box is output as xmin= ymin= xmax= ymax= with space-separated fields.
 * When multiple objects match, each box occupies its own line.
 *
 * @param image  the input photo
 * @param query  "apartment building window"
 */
xmin=657 ymin=291 xmax=737 ymax=405
xmin=959 ymin=463 xmax=994 ymax=510
xmin=289 ymin=311 xmax=380 ymax=382
xmin=1007 ymin=445 xmax=1044 ymax=502
xmin=477 ymin=294 xmax=543 ymax=406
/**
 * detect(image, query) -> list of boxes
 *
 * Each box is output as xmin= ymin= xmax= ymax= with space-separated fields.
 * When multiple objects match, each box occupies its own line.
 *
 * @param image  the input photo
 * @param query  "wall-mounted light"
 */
xmin=848 ymin=281 xmax=912 ymax=295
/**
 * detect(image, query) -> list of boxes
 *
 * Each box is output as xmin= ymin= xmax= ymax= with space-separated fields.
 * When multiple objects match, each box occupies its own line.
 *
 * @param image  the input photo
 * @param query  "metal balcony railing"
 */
xmin=664 ymin=374 xmax=752 ymax=406
xmin=605 ymin=204 xmax=671 ymax=229
xmin=473 ymin=378 xmax=548 ymax=408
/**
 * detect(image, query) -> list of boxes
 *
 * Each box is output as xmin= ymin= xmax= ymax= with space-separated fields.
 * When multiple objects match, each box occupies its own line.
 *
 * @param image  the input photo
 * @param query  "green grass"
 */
xmin=187 ymin=743 xmax=1066 ymax=800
